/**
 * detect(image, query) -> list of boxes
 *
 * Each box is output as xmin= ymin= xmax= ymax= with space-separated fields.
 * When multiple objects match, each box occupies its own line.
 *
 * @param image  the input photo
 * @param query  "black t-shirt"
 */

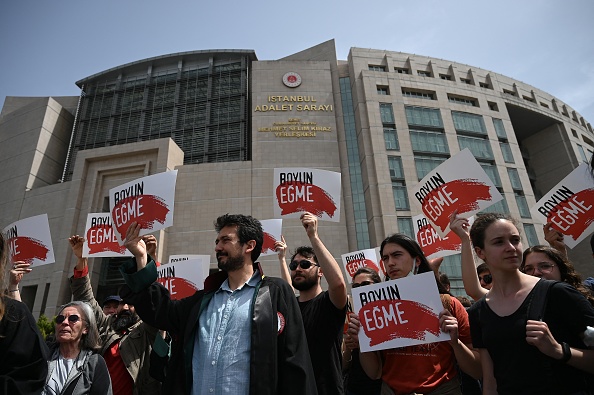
xmin=299 ymin=291 xmax=346 ymax=395
xmin=346 ymin=348 xmax=382 ymax=394
xmin=468 ymin=280 xmax=594 ymax=395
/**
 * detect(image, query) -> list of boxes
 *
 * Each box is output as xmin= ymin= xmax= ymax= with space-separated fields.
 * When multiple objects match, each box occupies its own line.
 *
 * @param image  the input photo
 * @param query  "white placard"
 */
xmin=413 ymin=213 xmax=474 ymax=260
xmin=530 ymin=163 xmax=594 ymax=248
xmin=83 ymin=213 xmax=133 ymax=258
xmin=273 ymin=168 xmax=341 ymax=222
xmin=156 ymin=258 xmax=207 ymax=300
xmin=3 ymin=214 xmax=55 ymax=267
xmin=341 ymin=248 xmax=382 ymax=283
xmin=109 ymin=170 xmax=178 ymax=242
xmin=411 ymin=149 xmax=502 ymax=237
xmin=168 ymin=254 xmax=211 ymax=280
xmin=352 ymin=272 xmax=449 ymax=352
xmin=260 ymin=219 xmax=283 ymax=257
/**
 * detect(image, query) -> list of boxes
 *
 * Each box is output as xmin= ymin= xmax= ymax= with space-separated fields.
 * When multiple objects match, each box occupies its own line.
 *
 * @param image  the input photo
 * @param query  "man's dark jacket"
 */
xmin=119 ymin=259 xmax=318 ymax=395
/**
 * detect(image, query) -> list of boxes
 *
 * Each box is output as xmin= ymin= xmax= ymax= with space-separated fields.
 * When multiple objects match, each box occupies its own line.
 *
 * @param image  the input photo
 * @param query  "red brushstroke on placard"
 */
xmin=422 ymin=179 xmax=492 ymax=233
xmin=346 ymin=259 xmax=380 ymax=277
xmin=275 ymin=182 xmax=337 ymax=218
xmin=157 ymin=277 xmax=198 ymax=300
xmin=261 ymin=232 xmax=277 ymax=254
xmin=86 ymin=225 xmax=127 ymax=255
xmin=358 ymin=299 xmax=439 ymax=347
xmin=8 ymin=236 xmax=49 ymax=264
xmin=547 ymin=188 xmax=594 ymax=240
xmin=112 ymin=195 xmax=170 ymax=240
xmin=417 ymin=224 xmax=461 ymax=257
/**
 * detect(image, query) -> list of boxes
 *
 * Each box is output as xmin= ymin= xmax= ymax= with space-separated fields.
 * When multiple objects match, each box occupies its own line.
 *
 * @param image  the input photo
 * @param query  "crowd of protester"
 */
xmin=1 ymin=205 xmax=594 ymax=394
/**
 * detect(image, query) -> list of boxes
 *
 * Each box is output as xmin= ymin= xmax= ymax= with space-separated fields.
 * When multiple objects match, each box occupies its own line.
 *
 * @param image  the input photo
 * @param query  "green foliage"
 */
xmin=37 ymin=314 xmax=55 ymax=340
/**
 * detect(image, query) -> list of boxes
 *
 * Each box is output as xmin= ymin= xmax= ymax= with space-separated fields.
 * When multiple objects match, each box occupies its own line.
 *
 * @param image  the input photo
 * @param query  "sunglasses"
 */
xmin=352 ymin=281 xmax=373 ymax=288
xmin=478 ymin=274 xmax=492 ymax=284
xmin=56 ymin=314 xmax=82 ymax=324
xmin=289 ymin=259 xmax=320 ymax=271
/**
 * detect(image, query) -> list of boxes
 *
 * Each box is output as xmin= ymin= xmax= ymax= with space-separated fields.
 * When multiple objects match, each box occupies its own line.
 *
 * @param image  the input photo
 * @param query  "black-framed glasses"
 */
xmin=289 ymin=259 xmax=320 ymax=271
xmin=522 ymin=263 xmax=555 ymax=275
xmin=478 ymin=274 xmax=492 ymax=284
xmin=56 ymin=314 xmax=82 ymax=324
xmin=352 ymin=281 xmax=373 ymax=288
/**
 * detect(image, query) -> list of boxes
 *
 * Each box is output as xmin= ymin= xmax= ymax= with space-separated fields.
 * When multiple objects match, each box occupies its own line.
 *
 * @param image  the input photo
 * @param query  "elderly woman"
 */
xmin=44 ymin=301 xmax=112 ymax=395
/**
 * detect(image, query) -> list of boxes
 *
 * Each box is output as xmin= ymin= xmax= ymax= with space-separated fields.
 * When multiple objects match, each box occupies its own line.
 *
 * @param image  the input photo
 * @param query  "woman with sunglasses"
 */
xmin=348 ymin=234 xmax=481 ymax=395
xmin=466 ymin=212 xmax=594 ymax=394
xmin=43 ymin=301 xmax=112 ymax=395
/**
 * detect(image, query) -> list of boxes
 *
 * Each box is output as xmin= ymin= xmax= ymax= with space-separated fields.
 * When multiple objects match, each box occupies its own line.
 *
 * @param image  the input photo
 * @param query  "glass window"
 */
xmin=377 ymin=86 xmax=389 ymax=95
xmin=523 ymin=223 xmax=539 ymax=246
xmin=415 ymin=155 xmax=447 ymax=180
xmin=500 ymin=142 xmax=514 ymax=163
xmin=448 ymin=96 xmax=477 ymax=107
xmin=577 ymin=144 xmax=588 ymax=163
xmin=417 ymin=70 xmax=431 ymax=77
xmin=458 ymin=136 xmax=494 ymax=160
xmin=507 ymin=168 xmax=522 ymax=190
xmin=393 ymin=182 xmax=410 ymax=210
xmin=480 ymin=163 xmax=501 ymax=187
xmin=405 ymin=106 xmax=443 ymax=128
xmin=395 ymin=67 xmax=409 ymax=74
xmin=388 ymin=156 xmax=404 ymax=179
xmin=402 ymin=90 xmax=435 ymax=100
xmin=493 ymin=118 xmax=507 ymax=139
xmin=369 ymin=65 xmax=386 ymax=72
xmin=452 ymin=111 xmax=487 ymax=135
xmin=384 ymin=128 xmax=399 ymax=150
xmin=515 ymin=193 xmax=531 ymax=218
xmin=481 ymin=199 xmax=509 ymax=214
xmin=410 ymin=129 xmax=449 ymax=154
xmin=439 ymin=74 xmax=452 ymax=81
xmin=397 ymin=217 xmax=414 ymax=238
xmin=380 ymin=103 xmax=395 ymax=124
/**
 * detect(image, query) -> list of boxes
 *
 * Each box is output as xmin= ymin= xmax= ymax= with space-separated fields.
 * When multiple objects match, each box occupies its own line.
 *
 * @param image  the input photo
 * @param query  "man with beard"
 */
xmin=118 ymin=214 xmax=317 ymax=395
xmin=277 ymin=212 xmax=348 ymax=395
xmin=68 ymin=235 xmax=161 ymax=395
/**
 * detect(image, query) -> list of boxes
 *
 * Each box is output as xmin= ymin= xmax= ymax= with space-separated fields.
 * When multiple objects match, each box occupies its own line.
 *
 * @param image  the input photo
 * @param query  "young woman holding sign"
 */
xmin=347 ymin=234 xmax=481 ymax=395
xmin=466 ymin=213 xmax=594 ymax=394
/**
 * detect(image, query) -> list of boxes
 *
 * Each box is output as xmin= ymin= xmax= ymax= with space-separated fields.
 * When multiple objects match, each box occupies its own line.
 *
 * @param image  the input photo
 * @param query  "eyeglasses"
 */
xmin=522 ymin=263 xmax=555 ymax=275
xmin=352 ymin=281 xmax=373 ymax=288
xmin=289 ymin=259 xmax=320 ymax=271
xmin=55 ymin=314 xmax=82 ymax=325
xmin=478 ymin=274 xmax=492 ymax=284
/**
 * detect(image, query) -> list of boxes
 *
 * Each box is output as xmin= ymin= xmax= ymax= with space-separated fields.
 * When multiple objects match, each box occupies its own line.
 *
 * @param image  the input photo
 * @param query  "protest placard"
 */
xmin=413 ymin=213 xmax=474 ymax=260
xmin=273 ymin=168 xmax=341 ymax=222
xmin=168 ymin=255 xmax=211 ymax=280
xmin=3 ymin=214 xmax=55 ymax=267
xmin=341 ymin=248 xmax=382 ymax=283
xmin=530 ymin=163 xmax=594 ymax=248
xmin=83 ymin=213 xmax=132 ymax=258
xmin=260 ymin=219 xmax=283 ymax=257
xmin=411 ymin=149 xmax=502 ymax=237
xmin=109 ymin=170 xmax=178 ymax=242
xmin=351 ymin=272 xmax=449 ymax=352
xmin=157 ymin=257 xmax=208 ymax=300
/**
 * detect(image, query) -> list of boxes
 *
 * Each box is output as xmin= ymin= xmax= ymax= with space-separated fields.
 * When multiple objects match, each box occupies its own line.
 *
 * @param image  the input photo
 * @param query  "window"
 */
xmin=397 ymin=217 xmax=414 ymax=238
xmin=577 ymin=144 xmax=588 ymax=163
xmin=377 ymin=86 xmax=389 ymax=95
xmin=493 ymin=119 xmax=507 ymax=139
xmin=488 ymin=102 xmax=499 ymax=111
xmin=402 ymin=89 xmax=435 ymax=100
xmin=415 ymin=155 xmax=447 ymax=180
xmin=481 ymin=199 xmax=509 ymax=214
xmin=417 ymin=70 xmax=431 ymax=77
xmin=380 ymin=103 xmax=395 ymax=124
xmin=515 ymin=193 xmax=531 ymax=218
xmin=500 ymin=142 xmax=514 ymax=163
xmin=458 ymin=136 xmax=494 ymax=160
xmin=480 ymin=163 xmax=501 ymax=187
xmin=384 ymin=128 xmax=399 ymax=150
xmin=479 ymin=82 xmax=490 ymax=89
xmin=571 ymin=129 xmax=578 ymax=138
xmin=460 ymin=78 xmax=472 ymax=84
xmin=393 ymin=182 xmax=410 ymax=210
xmin=452 ymin=111 xmax=487 ymax=135
xmin=440 ymin=74 xmax=452 ymax=81
xmin=410 ymin=129 xmax=449 ymax=154
xmin=405 ymin=106 xmax=443 ymax=128
xmin=388 ymin=156 xmax=405 ymax=180
xmin=503 ymin=89 xmax=516 ymax=97
xmin=540 ymin=102 xmax=549 ymax=109
xmin=395 ymin=67 xmax=409 ymax=74
xmin=523 ymin=224 xmax=539 ymax=246
xmin=369 ymin=65 xmax=386 ymax=72
xmin=523 ymin=95 xmax=536 ymax=103
xmin=448 ymin=95 xmax=478 ymax=107
xmin=507 ymin=168 xmax=522 ymax=190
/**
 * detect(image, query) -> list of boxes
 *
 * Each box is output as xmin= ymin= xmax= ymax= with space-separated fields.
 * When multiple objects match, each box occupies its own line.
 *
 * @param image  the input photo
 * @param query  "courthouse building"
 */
xmin=1 ymin=39 xmax=592 ymax=317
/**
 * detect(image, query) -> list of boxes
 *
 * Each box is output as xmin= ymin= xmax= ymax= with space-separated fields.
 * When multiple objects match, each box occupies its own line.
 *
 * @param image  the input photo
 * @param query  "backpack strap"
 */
xmin=526 ymin=279 xmax=559 ymax=321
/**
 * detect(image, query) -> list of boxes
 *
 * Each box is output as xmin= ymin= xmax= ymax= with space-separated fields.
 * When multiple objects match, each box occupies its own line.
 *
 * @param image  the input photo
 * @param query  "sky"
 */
xmin=1 ymin=0 xmax=593 ymax=124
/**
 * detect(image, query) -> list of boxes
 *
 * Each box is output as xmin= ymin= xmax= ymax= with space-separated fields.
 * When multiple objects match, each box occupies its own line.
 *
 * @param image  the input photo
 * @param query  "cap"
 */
xmin=102 ymin=295 xmax=123 ymax=306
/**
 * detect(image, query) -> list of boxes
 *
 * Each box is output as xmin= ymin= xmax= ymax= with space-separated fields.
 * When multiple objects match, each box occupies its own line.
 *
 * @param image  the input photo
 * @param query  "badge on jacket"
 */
xmin=277 ymin=312 xmax=285 ymax=335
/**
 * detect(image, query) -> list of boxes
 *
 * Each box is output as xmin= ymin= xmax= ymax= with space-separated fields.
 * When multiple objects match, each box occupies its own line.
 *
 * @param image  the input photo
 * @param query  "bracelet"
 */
xmin=560 ymin=342 xmax=572 ymax=363
xmin=8 ymin=289 xmax=19 ymax=293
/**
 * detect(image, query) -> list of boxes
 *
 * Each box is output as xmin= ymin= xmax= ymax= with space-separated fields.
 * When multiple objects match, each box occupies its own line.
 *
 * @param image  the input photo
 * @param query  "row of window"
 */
xmin=368 ymin=64 xmax=491 ymax=89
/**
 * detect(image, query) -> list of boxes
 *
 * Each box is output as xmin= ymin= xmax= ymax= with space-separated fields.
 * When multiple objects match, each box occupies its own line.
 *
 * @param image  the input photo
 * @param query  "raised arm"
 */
xmin=449 ymin=212 xmax=487 ymax=301
xmin=301 ymin=212 xmax=347 ymax=309
xmin=543 ymin=222 xmax=568 ymax=257
xmin=275 ymin=235 xmax=294 ymax=290
xmin=125 ymin=222 xmax=148 ymax=272
xmin=7 ymin=261 xmax=31 ymax=302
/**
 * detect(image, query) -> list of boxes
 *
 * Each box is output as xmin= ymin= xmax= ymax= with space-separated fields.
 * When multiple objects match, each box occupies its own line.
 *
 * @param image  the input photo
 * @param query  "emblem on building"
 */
xmin=282 ymin=72 xmax=302 ymax=88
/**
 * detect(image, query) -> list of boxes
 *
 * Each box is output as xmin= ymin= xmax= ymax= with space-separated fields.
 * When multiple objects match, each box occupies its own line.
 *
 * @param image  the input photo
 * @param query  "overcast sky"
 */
xmin=1 ymin=0 xmax=593 ymax=124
